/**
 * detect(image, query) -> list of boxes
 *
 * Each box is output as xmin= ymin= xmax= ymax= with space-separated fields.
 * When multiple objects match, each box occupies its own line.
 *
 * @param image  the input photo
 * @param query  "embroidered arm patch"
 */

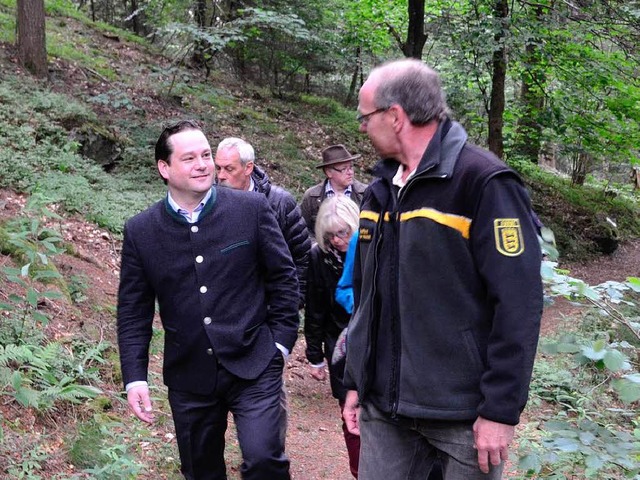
xmin=494 ymin=218 xmax=524 ymax=256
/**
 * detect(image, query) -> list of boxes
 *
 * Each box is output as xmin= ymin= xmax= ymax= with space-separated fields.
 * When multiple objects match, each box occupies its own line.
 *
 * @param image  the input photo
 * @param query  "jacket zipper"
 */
xmin=388 ymin=165 xmax=442 ymax=417
xmin=361 ymin=207 xmax=385 ymax=400
xmin=389 ymin=207 xmax=400 ymax=418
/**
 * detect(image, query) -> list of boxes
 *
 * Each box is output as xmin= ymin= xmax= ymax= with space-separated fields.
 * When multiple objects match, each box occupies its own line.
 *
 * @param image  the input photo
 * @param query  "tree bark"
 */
xmin=129 ymin=0 xmax=140 ymax=35
xmin=345 ymin=47 xmax=361 ymax=105
xmin=403 ymin=0 xmax=427 ymax=59
xmin=514 ymin=4 xmax=547 ymax=163
xmin=16 ymin=0 xmax=47 ymax=78
xmin=192 ymin=0 xmax=208 ymax=68
xmin=571 ymin=151 xmax=591 ymax=186
xmin=487 ymin=0 xmax=509 ymax=159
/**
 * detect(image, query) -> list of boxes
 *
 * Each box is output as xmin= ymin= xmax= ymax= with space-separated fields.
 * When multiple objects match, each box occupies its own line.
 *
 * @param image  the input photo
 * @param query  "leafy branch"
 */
xmin=520 ymin=262 xmax=640 ymax=477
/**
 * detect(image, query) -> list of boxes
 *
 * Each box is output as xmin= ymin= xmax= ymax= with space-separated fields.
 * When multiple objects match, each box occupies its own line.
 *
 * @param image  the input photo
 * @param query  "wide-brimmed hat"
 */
xmin=316 ymin=144 xmax=361 ymax=169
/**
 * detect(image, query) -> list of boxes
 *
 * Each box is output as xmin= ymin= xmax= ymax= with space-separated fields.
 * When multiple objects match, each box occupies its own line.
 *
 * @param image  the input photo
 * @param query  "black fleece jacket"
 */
xmin=344 ymin=119 xmax=542 ymax=426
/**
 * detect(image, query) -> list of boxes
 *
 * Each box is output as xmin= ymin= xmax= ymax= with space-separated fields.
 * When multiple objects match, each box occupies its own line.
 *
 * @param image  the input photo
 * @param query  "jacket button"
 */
xmin=196 ymin=255 xmax=204 ymax=263
xmin=203 ymin=317 xmax=212 ymax=325
xmin=206 ymin=348 xmax=213 ymax=355
xmin=191 ymin=226 xmax=199 ymax=233
xmin=200 ymin=286 xmax=207 ymax=293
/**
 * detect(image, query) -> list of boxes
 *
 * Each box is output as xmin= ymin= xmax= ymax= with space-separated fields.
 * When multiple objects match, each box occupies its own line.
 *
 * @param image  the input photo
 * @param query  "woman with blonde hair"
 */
xmin=305 ymin=194 xmax=361 ymax=478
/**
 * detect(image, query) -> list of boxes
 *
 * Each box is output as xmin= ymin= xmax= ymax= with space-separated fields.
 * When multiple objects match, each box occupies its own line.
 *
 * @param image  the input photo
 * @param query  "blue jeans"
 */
xmin=359 ymin=403 xmax=503 ymax=480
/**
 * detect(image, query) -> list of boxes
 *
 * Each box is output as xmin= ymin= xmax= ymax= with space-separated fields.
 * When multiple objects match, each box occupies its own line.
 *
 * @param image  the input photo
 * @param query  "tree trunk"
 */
xmin=192 ymin=0 xmax=207 ymax=68
xmin=16 ymin=0 xmax=47 ymax=78
xmin=487 ymin=0 xmax=508 ymax=159
xmin=514 ymin=4 xmax=546 ymax=163
xmin=571 ymin=151 xmax=591 ymax=186
xmin=129 ymin=0 xmax=140 ymax=35
xmin=345 ymin=47 xmax=361 ymax=105
xmin=403 ymin=0 xmax=427 ymax=59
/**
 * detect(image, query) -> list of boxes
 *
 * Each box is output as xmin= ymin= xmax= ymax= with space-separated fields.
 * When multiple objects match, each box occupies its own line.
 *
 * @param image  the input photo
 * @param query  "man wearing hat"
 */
xmin=300 ymin=144 xmax=368 ymax=239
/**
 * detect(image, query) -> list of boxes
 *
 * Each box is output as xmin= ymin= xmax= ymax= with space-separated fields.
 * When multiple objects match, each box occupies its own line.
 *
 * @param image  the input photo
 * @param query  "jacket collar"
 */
xmin=372 ymin=118 xmax=468 ymax=182
xmin=251 ymin=165 xmax=272 ymax=195
xmin=164 ymin=187 xmax=217 ymax=224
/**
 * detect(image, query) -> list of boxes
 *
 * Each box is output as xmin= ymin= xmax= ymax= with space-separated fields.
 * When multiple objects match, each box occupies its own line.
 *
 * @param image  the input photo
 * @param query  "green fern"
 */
xmin=0 ymin=343 xmax=34 ymax=365
xmin=0 ymin=342 xmax=102 ymax=411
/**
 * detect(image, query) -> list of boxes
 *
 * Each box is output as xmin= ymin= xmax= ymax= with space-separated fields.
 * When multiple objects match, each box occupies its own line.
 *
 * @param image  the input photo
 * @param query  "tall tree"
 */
xmin=487 ymin=0 xmax=509 ymax=158
xmin=403 ymin=0 xmax=427 ymax=58
xmin=513 ymin=2 xmax=548 ymax=163
xmin=16 ymin=0 xmax=47 ymax=78
xmin=191 ymin=0 xmax=208 ymax=69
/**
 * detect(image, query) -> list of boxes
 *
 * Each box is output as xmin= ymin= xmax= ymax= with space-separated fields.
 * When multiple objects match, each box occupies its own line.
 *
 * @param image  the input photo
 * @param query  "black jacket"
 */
xmin=304 ymin=244 xmax=351 ymax=400
xmin=117 ymin=187 xmax=299 ymax=394
xmin=252 ymin=166 xmax=311 ymax=304
xmin=344 ymin=120 xmax=542 ymax=426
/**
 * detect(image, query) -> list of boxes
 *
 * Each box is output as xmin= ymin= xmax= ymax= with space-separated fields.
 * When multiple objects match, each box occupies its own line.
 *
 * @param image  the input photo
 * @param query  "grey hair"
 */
xmin=371 ymin=58 xmax=450 ymax=125
xmin=216 ymin=137 xmax=255 ymax=166
xmin=315 ymin=195 xmax=360 ymax=252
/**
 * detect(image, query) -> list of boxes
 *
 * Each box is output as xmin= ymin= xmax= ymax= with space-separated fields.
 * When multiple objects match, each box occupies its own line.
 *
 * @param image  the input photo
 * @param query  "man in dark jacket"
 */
xmin=343 ymin=59 xmax=543 ymax=479
xmin=214 ymin=137 xmax=311 ymax=304
xmin=117 ymin=120 xmax=299 ymax=480
xmin=300 ymin=144 xmax=368 ymax=240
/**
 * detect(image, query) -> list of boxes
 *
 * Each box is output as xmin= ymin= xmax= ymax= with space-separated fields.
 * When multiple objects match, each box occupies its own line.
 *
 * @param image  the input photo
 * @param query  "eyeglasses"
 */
xmin=324 ymin=229 xmax=351 ymax=242
xmin=356 ymin=107 xmax=388 ymax=125
xmin=330 ymin=164 xmax=354 ymax=174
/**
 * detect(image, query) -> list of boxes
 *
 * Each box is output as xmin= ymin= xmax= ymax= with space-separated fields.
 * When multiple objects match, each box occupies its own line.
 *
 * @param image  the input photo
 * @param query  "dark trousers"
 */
xmin=168 ymin=352 xmax=289 ymax=480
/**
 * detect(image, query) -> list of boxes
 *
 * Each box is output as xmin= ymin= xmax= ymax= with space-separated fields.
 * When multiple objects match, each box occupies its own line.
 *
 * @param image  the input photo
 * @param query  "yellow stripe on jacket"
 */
xmin=360 ymin=208 xmax=471 ymax=239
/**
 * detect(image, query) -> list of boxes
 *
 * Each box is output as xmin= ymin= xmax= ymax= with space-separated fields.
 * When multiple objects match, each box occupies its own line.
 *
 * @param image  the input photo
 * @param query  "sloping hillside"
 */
xmin=0 ymin=13 xmax=376 ymax=195
xmin=2 ymin=2 xmax=639 ymax=257
xmin=1 ymin=5 xmax=639 ymax=478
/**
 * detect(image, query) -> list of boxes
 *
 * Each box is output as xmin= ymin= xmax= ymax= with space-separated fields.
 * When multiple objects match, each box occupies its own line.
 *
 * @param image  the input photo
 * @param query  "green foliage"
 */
xmin=0 ymin=197 xmax=68 ymax=343
xmin=0 ymin=76 xmax=94 ymax=124
xmin=337 ymin=0 xmax=400 ymax=54
xmin=46 ymin=0 xmax=85 ymax=19
xmin=68 ymin=415 xmax=146 ymax=478
xmin=519 ymin=418 xmax=640 ymax=478
xmin=2 ymin=2 xmax=640 ymax=475
xmin=0 ymin=77 xmax=162 ymax=233
xmin=44 ymin=0 xmax=149 ymax=69
xmin=0 ymin=342 xmax=103 ymax=410
xmin=0 ymin=198 xmax=105 ymax=415
xmin=511 ymin=158 xmax=640 ymax=260
xmin=1 ymin=194 xmax=66 ymax=275
xmin=0 ymin=7 xmax=14 ymax=43
xmin=69 ymin=274 xmax=90 ymax=304
xmin=518 ymin=264 xmax=640 ymax=477
xmin=159 ymin=21 xmax=242 ymax=59
xmin=47 ymin=33 xmax=117 ymax=80
xmin=227 ymin=7 xmax=322 ymax=95
xmin=299 ymin=94 xmax=361 ymax=136
xmin=539 ymin=17 xmax=640 ymax=171
xmin=88 ymin=89 xmax=139 ymax=111
xmin=5 ymin=439 xmax=49 ymax=479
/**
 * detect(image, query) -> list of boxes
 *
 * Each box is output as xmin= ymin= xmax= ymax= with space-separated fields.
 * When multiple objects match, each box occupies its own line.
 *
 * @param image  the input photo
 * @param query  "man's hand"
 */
xmin=473 ymin=416 xmax=515 ymax=474
xmin=343 ymin=390 xmax=360 ymax=436
xmin=308 ymin=364 xmax=327 ymax=381
xmin=127 ymin=384 xmax=155 ymax=424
